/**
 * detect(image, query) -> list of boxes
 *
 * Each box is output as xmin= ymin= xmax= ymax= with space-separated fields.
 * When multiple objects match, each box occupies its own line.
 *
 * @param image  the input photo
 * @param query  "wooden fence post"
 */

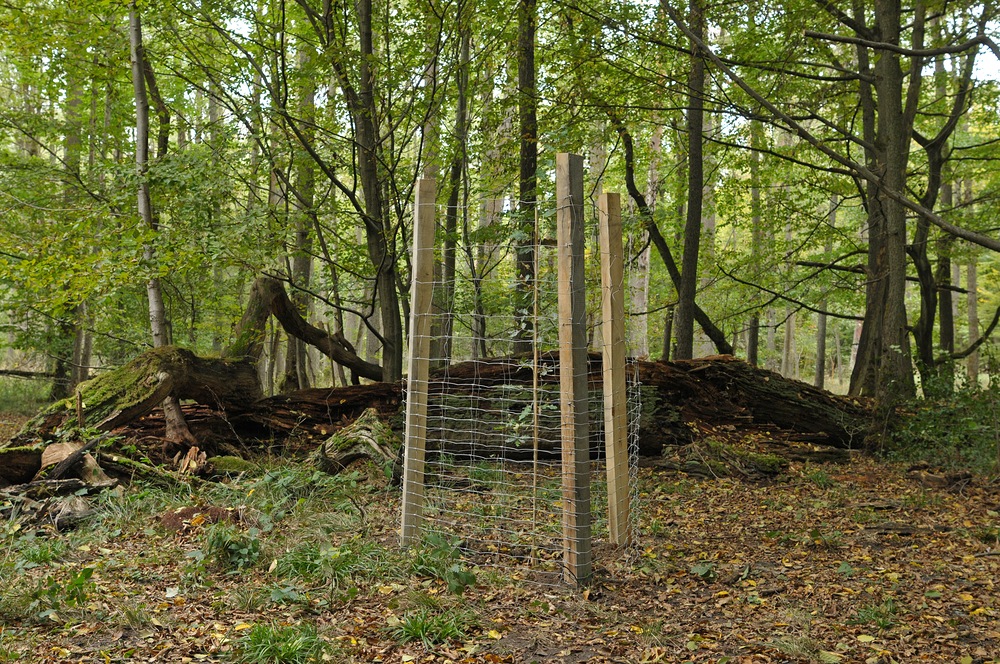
xmin=599 ymin=192 xmax=631 ymax=545
xmin=400 ymin=178 xmax=436 ymax=547
xmin=556 ymin=153 xmax=592 ymax=585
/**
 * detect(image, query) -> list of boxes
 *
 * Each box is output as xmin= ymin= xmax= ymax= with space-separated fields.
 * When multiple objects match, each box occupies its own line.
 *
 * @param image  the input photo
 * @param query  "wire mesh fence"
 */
xmin=402 ymin=172 xmax=642 ymax=586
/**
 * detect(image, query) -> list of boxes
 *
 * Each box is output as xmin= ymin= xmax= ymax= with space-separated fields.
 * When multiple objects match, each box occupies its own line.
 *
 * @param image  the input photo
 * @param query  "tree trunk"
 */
xmin=514 ymin=0 xmax=537 ymax=355
xmin=848 ymin=0 xmax=917 ymax=402
xmin=674 ymin=0 xmax=705 ymax=361
xmin=350 ymin=0 xmax=402 ymax=382
xmin=129 ymin=3 xmax=196 ymax=448
xmin=747 ymin=124 xmax=763 ymax=367
xmin=630 ymin=126 xmax=663 ymax=358
xmin=14 ymin=346 xmax=261 ymax=444
xmin=967 ymin=257 xmax=979 ymax=383
xmin=281 ymin=49 xmax=316 ymax=392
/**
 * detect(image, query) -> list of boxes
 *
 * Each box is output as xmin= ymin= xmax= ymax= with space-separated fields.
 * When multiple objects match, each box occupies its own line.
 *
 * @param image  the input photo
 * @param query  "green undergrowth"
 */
xmin=886 ymin=375 xmax=1000 ymax=476
xmin=0 ymin=377 xmax=49 ymax=418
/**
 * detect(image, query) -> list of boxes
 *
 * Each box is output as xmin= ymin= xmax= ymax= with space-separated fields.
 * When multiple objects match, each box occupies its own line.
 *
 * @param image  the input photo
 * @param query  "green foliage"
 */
xmin=409 ymin=533 xmax=476 ymax=595
xmin=804 ymin=469 xmax=837 ymax=489
xmin=888 ymin=378 xmax=1000 ymax=475
xmin=274 ymin=538 xmax=397 ymax=590
xmin=0 ymin=378 xmax=48 ymax=416
xmin=689 ymin=561 xmax=717 ymax=582
xmin=21 ymin=566 xmax=96 ymax=621
xmin=807 ymin=527 xmax=843 ymax=550
xmin=848 ymin=597 xmax=900 ymax=630
xmin=13 ymin=535 xmax=66 ymax=571
xmin=386 ymin=608 xmax=477 ymax=646
xmin=199 ymin=523 xmax=261 ymax=572
xmin=232 ymin=622 xmax=330 ymax=664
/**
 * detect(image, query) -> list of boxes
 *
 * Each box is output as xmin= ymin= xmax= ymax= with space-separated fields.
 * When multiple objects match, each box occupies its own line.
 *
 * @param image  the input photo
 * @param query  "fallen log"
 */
xmin=4 ymin=352 xmax=871 ymax=467
xmin=240 ymin=355 xmax=869 ymax=458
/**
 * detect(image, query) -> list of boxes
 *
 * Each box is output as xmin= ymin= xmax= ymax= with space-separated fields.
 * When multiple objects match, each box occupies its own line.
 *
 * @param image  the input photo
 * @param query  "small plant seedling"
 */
xmin=690 ymin=562 xmax=717 ymax=582
xmin=848 ymin=597 xmax=900 ymax=630
xmin=202 ymin=523 xmax=261 ymax=571
xmin=805 ymin=469 xmax=836 ymax=489
xmin=410 ymin=533 xmax=476 ymax=594
xmin=808 ymin=528 xmax=843 ymax=549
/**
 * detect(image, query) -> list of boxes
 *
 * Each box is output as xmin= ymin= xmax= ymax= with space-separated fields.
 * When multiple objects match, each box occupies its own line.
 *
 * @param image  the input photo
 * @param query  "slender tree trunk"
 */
xmin=781 ymin=309 xmax=796 ymax=378
xmin=355 ymin=0 xmax=402 ymax=381
xmin=631 ymin=126 xmax=663 ymax=358
xmin=281 ymin=49 xmax=316 ymax=392
xmin=968 ymin=257 xmax=979 ymax=383
xmin=816 ymin=197 xmax=836 ymax=389
xmin=674 ymin=0 xmax=705 ymax=360
xmin=933 ymin=24 xmax=955 ymax=395
xmin=514 ymin=0 xmax=537 ymax=355
xmin=129 ymin=2 xmax=195 ymax=448
xmin=50 ymin=63 xmax=86 ymax=401
xmin=433 ymin=15 xmax=469 ymax=367
xmin=747 ymin=124 xmax=763 ymax=366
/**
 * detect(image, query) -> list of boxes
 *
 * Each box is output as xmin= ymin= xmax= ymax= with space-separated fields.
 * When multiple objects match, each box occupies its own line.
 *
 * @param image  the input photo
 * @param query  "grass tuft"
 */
xmin=232 ymin=622 xmax=330 ymax=664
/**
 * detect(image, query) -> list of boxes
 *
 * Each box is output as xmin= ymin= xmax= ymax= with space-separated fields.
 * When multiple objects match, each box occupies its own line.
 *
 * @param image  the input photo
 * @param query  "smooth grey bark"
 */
xmin=129 ymin=3 xmax=196 ymax=447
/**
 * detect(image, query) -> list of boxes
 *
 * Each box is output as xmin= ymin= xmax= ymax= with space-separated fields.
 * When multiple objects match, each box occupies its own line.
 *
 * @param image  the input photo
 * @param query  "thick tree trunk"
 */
xmin=848 ymin=0 xmax=916 ymax=402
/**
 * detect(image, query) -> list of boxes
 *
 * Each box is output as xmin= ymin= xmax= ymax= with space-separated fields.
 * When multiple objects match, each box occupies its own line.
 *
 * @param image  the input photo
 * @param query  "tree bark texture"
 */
xmin=514 ymin=0 xmax=537 ymax=355
xmin=674 ymin=0 xmax=706 ymax=361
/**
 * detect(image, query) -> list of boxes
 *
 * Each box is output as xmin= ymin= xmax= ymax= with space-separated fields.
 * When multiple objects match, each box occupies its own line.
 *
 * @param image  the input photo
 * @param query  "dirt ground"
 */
xmin=2 ymin=441 xmax=999 ymax=663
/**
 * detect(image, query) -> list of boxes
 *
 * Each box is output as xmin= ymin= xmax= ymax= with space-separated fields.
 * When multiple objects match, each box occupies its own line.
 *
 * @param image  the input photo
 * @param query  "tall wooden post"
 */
xmin=599 ymin=192 xmax=630 ymax=545
xmin=400 ymin=178 xmax=436 ymax=546
xmin=556 ymin=153 xmax=592 ymax=585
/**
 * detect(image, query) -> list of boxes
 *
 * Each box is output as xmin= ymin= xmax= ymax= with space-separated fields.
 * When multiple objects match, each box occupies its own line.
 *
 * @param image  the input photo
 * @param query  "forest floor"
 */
xmin=2 ymin=409 xmax=1000 ymax=664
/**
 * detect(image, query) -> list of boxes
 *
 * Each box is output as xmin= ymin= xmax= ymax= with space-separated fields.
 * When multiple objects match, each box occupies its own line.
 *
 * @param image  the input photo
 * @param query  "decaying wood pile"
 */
xmin=2 ymin=346 xmax=871 ymax=491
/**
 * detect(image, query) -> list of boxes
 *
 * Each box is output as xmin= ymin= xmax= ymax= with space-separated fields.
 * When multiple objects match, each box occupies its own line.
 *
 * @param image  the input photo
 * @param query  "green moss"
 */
xmin=738 ymin=450 xmax=788 ymax=474
xmin=211 ymin=456 xmax=260 ymax=475
xmin=703 ymin=440 xmax=789 ymax=475
xmin=326 ymin=409 xmax=401 ymax=455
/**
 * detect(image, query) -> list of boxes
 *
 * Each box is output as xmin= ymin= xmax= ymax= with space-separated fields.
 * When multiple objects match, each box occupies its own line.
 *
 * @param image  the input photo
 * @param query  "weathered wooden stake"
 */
xmin=556 ymin=153 xmax=592 ymax=585
xmin=599 ymin=192 xmax=631 ymax=545
xmin=400 ymin=178 xmax=436 ymax=547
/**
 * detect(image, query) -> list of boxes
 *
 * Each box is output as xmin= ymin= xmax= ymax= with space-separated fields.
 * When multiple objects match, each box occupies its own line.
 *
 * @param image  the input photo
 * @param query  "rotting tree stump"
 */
xmin=310 ymin=407 xmax=402 ymax=476
xmin=9 ymin=346 xmax=260 ymax=445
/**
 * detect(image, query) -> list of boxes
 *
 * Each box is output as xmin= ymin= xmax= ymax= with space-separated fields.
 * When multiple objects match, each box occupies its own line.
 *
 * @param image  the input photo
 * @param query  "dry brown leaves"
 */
xmin=4 ymin=453 xmax=1000 ymax=664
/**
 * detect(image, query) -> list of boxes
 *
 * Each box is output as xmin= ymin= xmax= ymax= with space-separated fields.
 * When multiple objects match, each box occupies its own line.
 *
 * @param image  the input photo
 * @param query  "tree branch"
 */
xmin=660 ymin=2 xmax=1000 ymax=254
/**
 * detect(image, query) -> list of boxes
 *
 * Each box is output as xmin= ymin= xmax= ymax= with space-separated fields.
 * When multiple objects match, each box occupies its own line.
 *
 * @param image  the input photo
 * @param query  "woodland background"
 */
xmin=0 ymin=0 xmax=999 ymax=409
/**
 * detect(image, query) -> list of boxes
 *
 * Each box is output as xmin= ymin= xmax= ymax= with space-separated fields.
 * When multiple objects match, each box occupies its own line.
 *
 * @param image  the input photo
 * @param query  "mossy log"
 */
xmin=0 ymin=446 xmax=42 ymax=485
xmin=4 ymin=351 xmax=870 ymax=466
xmin=96 ymin=453 xmax=190 ymax=488
xmin=438 ymin=354 xmax=869 ymax=449
xmin=10 ymin=346 xmax=260 ymax=444
xmin=311 ymin=407 xmax=401 ymax=474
